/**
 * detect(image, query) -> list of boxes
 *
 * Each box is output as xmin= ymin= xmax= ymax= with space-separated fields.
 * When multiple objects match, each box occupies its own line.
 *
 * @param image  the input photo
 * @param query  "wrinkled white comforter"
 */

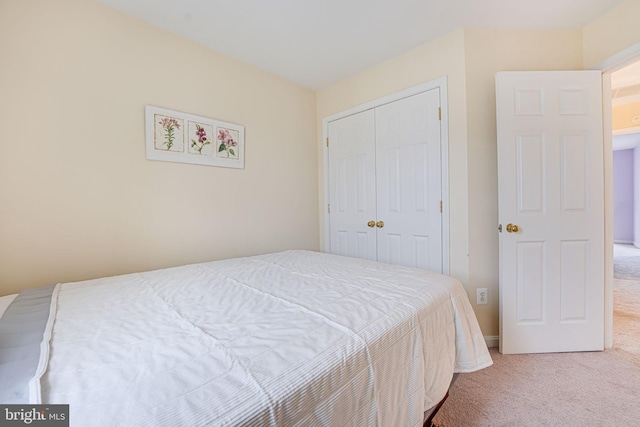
xmin=38 ymin=250 xmax=492 ymax=426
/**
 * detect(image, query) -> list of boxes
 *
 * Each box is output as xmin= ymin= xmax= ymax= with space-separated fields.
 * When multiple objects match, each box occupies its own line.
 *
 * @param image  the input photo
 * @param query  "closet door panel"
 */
xmin=328 ymin=110 xmax=377 ymax=260
xmin=375 ymin=89 xmax=442 ymax=272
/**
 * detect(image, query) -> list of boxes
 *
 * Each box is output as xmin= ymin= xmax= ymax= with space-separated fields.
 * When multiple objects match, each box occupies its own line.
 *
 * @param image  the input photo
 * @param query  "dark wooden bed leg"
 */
xmin=423 ymin=391 xmax=449 ymax=427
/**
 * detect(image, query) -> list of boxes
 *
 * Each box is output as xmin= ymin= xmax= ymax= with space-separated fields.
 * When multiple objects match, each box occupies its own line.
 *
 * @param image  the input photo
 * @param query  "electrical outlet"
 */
xmin=477 ymin=288 xmax=488 ymax=305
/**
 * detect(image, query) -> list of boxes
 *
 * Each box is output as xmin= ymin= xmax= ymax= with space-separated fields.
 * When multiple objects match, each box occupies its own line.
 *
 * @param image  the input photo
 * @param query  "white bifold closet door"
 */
xmin=328 ymin=89 xmax=442 ymax=272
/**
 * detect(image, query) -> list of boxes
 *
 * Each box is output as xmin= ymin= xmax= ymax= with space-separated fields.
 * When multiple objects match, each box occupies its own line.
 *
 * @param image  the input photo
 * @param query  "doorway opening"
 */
xmin=610 ymin=60 xmax=640 ymax=365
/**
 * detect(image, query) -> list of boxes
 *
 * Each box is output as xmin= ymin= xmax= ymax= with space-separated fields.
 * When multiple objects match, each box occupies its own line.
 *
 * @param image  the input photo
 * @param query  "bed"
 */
xmin=0 ymin=250 xmax=492 ymax=426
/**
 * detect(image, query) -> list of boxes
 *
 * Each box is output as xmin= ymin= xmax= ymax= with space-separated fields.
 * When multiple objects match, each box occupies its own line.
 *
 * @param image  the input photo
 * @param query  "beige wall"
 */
xmin=583 ymin=0 xmax=640 ymax=68
xmin=463 ymin=28 xmax=584 ymax=335
xmin=316 ymin=30 xmax=471 ymax=287
xmin=613 ymin=102 xmax=640 ymax=130
xmin=0 ymin=0 xmax=319 ymax=296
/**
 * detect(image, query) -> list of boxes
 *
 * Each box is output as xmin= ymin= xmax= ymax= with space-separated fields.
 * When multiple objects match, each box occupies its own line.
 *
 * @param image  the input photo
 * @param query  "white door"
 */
xmin=496 ymin=71 xmax=604 ymax=354
xmin=375 ymin=89 xmax=443 ymax=271
xmin=327 ymin=89 xmax=443 ymax=272
xmin=328 ymin=109 xmax=377 ymax=261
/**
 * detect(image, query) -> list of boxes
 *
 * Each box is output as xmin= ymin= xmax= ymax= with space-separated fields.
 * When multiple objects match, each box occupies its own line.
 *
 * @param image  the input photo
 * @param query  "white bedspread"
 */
xmin=38 ymin=250 xmax=491 ymax=426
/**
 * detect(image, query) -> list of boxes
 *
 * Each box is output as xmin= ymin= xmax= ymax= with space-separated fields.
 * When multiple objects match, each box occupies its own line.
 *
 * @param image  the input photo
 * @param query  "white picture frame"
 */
xmin=145 ymin=105 xmax=245 ymax=169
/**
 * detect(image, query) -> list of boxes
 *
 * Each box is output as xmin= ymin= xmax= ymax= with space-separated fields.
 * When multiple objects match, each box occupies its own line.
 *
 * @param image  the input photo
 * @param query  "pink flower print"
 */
xmin=159 ymin=116 xmax=181 ymax=150
xmin=196 ymin=126 xmax=207 ymax=143
xmin=217 ymin=128 xmax=238 ymax=158
xmin=190 ymin=124 xmax=210 ymax=154
xmin=159 ymin=117 xmax=180 ymax=130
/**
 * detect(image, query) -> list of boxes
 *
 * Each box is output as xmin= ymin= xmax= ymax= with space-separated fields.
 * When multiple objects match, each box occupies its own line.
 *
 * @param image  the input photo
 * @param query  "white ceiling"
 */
xmin=96 ymin=0 xmax=624 ymax=90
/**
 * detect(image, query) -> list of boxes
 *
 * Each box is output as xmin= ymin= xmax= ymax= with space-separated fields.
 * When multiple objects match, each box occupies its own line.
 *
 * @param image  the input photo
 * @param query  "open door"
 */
xmin=497 ymin=71 xmax=604 ymax=354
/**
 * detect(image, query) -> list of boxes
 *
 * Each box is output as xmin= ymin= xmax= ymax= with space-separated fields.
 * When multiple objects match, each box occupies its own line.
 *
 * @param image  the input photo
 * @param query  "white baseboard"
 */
xmin=484 ymin=336 xmax=499 ymax=348
xmin=614 ymin=240 xmax=634 ymax=245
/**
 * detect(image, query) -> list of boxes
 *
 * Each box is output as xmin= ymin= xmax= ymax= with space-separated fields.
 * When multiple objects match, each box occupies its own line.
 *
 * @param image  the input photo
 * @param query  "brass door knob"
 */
xmin=367 ymin=220 xmax=375 ymax=228
xmin=506 ymin=223 xmax=520 ymax=233
xmin=376 ymin=221 xmax=385 ymax=228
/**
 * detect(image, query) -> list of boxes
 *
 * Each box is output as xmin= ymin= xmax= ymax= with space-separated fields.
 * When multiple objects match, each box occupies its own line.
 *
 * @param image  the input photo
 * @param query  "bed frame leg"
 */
xmin=423 ymin=391 xmax=449 ymax=427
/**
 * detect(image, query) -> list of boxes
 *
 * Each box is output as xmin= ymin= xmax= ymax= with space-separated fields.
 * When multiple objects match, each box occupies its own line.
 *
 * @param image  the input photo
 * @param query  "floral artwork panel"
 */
xmin=188 ymin=121 xmax=214 ymax=156
xmin=154 ymin=114 xmax=184 ymax=152
xmin=145 ymin=106 xmax=244 ymax=168
xmin=216 ymin=127 xmax=240 ymax=159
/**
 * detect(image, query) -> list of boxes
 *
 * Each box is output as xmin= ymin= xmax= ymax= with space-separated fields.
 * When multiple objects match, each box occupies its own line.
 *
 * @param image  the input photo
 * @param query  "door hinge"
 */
xmin=326 ymin=137 xmax=329 ymax=147
xmin=440 ymin=201 xmax=443 ymax=213
xmin=438 ymin=107 xmax=441 ymax=121
xmin=328 ymin=204 xmax=330 ymax=214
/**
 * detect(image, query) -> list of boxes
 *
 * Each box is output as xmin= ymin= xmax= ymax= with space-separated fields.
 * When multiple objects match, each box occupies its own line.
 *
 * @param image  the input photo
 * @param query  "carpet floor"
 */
xmin=433 ymin=245 xmax=640 ymax=426
xmin=614 ymin=277 xmax=640 ymax=366
xmin=613 ymin=245 xmax=640 ymax=366
xmin=432 ymin=348 xmax=640 ymax=427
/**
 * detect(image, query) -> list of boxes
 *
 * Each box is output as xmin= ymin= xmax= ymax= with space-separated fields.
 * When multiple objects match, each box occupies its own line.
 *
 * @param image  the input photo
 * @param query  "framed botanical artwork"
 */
xmin=145 ymin=106 xmax=244 ymax=169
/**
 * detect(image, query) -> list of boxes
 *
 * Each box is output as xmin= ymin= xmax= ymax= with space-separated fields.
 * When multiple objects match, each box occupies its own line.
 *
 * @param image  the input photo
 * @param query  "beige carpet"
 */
xmin=614 ymin=277 xmax=640 ymax=366
xmin=613 ymin=245 xmax=640 ymax=366
xmin=433 ymin=246 xmax=640 ymax=426
xmin=433 ymin=348 xmax=640 ymax=427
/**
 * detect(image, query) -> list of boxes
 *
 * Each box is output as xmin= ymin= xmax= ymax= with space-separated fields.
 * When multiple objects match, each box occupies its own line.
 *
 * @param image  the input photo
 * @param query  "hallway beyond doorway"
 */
xmin=613 ymin=244 xmax=640 ymax=366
